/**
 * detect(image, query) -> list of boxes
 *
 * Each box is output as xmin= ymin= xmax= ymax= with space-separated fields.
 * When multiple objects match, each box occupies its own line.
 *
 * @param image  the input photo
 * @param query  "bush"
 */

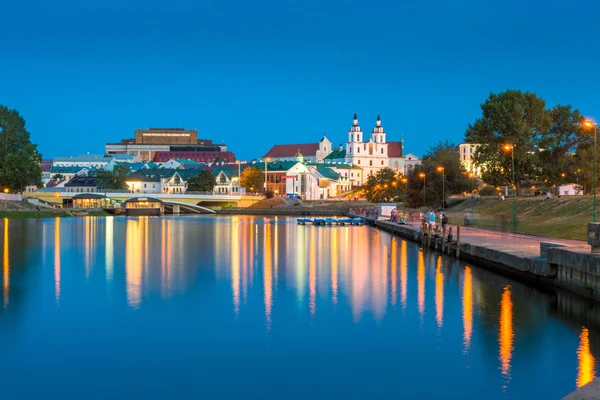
xmin=265 ymin=190 xmax=274 ymax=199
xmin=478 ymin=186 xmax=497 ymax=196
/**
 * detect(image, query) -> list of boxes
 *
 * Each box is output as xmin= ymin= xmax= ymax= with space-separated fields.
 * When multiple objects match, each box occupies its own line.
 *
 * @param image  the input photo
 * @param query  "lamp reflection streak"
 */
xmin=264 ymin=224 xmax=273 ymax=328
xmin=332 ymin=229 xmax=338 ymax=305
xmin=577 ymin=327 xmax=596 ymax=388
xmin=232 ymin=219 xmax=240 ymax=316
xmin=499 ymin=285 xmax=514 ymax=380
xmin=3 ymin=218 xmax=9 ymax=309
xmin=390 ymin=239 xmax=397 ymax=307
xmin=309 ymin=226 xmax=317 ymax=317
xmin=105 ymin=217 xmax=114 ymax=282
xmin=125 ymin=220 xmax=143 ymax=308
xmin=462 ymin=266 xmax=473 ymax=352
xmin=400 ymin=241 xmax=407 ymax=310
xmin=54 ymin=218 xmax=61 ymax=303
xmin=435 ymin=256 xmax=443 ymax=329
xmin=418 ymin=250 xmax=425 ymax=319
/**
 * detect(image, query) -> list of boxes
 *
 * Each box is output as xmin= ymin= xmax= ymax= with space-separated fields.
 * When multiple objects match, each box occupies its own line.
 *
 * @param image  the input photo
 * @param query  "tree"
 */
xmin=240 ymin=166 xmax=264 ymax=193
xmin=187 ymin=170 xmax=217 ymax=192
xmin=0 ymin=106 xmax=43 ymax=193
xmin=465 ymin=90 xmax=552 ymax=194
xmin=94 ymin=164 xmax=130 ymax=190
xmin=363 ymin=168 xmax=403 ymax=202
xmin=406 ymin=141 xmax=470 ymax=208
xmin=536 ymin=105 xmax=585 ymax=185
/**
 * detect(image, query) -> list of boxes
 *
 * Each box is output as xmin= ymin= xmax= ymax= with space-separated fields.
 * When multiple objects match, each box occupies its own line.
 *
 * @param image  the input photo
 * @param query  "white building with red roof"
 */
xmin=261 ymin=113 xmax=420 ymax=185
xmin=262 ymin=135 xmax=333 ymax=163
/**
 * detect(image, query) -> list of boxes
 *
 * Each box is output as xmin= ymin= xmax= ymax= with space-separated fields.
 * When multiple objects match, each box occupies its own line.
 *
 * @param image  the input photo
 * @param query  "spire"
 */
xmin=353 ymin=111 xmax=359 ymax=126
xmin=376 ymin=113 xmax=381 ymax=127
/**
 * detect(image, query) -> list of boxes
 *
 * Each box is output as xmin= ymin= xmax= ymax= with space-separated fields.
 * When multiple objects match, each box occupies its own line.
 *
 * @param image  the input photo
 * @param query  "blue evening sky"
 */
xmin=1 ymin=0 xmax=599 ymax=161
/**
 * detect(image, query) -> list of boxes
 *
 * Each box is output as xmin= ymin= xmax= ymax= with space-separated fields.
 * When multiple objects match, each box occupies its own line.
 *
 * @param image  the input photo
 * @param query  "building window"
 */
xmin=370 ymin=160 xmax=373 ymax=166
xmin=357 ymin=147 xmax=360 ymax=153
xmin=144 ymin=184 xmax=147 ymax=188
xmin=381 ymin=148 xmax=383 ymax=154
xmin=358 ymin=160 xmax=361 ymax=165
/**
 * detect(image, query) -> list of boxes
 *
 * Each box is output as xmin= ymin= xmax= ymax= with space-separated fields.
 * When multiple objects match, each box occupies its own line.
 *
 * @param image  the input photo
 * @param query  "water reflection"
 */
xmin=499 ymin=285 xmax=514 ymax=380
xmin=390 ymin=238 xmax=397 ymax=307
xmin=3 ymin=218 xmax=8 ymax=309
xmin=400 ymin=240 xmax=407 ymax=310
xmin=435 ymin=256 xmax=444 ymax=329
xmin=54 ymin=218 xmax=61 ymax=304
xmin=462 ymin=266 xmax=473 ymax=352
xmin=578 ymin=327 xmax=596 ymax=388
xmin=1 ymin=216 xmax=599 ymax=399
xmin=308 ymin=226 xmax=316 ymax=317
xmin=264 ymin=222 xmax=273 ymax=328
xmin=105 ymin=217 xmax=114 ymax=282
xmin=232 ymin=218 xmax=240 ymax=316
xmin=125 ymin=219 xmax=144 ymax=309
xmin=418 ymin=250 xmax=425 ymax=320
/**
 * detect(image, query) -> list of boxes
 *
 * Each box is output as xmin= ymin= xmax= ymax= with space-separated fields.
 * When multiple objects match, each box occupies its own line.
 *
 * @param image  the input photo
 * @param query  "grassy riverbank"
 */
xmin=443 ymin=196 xmax=592 ymax=240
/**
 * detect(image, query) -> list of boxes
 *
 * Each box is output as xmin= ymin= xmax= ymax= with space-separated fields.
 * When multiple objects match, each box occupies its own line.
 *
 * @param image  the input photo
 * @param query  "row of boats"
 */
xmin=297 ymin=217 xmax=364 ymax=226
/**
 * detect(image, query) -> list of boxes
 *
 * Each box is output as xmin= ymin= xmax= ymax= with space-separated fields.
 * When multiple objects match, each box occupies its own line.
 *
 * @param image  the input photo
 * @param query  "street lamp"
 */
xmin=469 ymin=172 xmax=475 ymax=215
xmin=437 ymin=166 xmax=445 ymax=211
xmin=264 ymin=158 xmax=270 ymax=193
xmin=3 ymin=188 xmax=8 ymax=209
xmin=503 ymin=144 xmax=516 ymax=230
xmin=583 ymin=120 xmax=597 ymax=222
xmin=401 ymin=178 xmax=408 ymax=214
xmin=419 ymin=172 xmax=426 ymax=208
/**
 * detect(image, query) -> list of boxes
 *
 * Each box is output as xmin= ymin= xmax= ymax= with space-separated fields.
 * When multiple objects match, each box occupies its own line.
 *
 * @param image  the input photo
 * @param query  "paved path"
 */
xmin=353 ymin=212 xmax=589 ymax=259
xmin=451 ymin=225 xmax=587 ymax=259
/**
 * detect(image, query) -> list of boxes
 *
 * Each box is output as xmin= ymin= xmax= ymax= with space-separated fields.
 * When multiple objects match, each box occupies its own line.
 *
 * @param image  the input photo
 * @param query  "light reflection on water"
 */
xmin=0 ymin=215 xmax=598 ymax=399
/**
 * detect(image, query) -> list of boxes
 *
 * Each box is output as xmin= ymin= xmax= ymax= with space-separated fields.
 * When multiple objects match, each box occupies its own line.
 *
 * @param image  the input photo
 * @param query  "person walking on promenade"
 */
xmin=428 ymin=208 xmax=436 ymax=229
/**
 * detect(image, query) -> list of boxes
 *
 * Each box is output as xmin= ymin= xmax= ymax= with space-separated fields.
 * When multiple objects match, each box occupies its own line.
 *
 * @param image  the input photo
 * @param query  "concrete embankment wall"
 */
xmin=373 ymin=220 xmax=600 ymax=300
xmin=217 ymin=207 xmax=347 ymax=216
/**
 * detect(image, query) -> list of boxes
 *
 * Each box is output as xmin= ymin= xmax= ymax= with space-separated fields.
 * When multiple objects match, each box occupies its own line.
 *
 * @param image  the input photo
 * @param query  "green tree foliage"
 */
xmin=363 ymin=168 xmax=404 ymax=202
xmin=465 ymin=90 xmax=552 ymax=193
xmin=187 ymin=170 xmax=217 ymax=192
xmin=240 ymin=166 xmax=264 ymax=193
xmin=536 ymin=105 xmax=584 ymax=185
xmin=573 ymin=141 xmax=598 ymax=194
xmin=0 ymin=105 xmax=43 ymax=193
xmin=94 ymin=164 xmax=130 ymax=190
xmin=406 ymin=141 xmax=470 ymax=208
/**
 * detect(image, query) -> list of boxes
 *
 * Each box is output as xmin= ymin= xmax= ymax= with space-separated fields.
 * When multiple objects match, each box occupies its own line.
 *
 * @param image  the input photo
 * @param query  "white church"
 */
xmin=262 ymin=112 xmax=421 ymax=186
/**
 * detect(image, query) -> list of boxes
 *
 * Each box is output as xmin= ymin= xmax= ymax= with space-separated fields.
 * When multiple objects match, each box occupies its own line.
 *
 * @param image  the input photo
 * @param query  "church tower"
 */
xmin=348 ymin=112 xmax=363 ymax=143
xmin=371 ymin=114 xmax=386 ymax=144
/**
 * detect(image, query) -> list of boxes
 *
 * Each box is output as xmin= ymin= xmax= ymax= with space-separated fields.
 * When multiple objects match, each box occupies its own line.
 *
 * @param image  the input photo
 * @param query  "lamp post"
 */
xmin=469 ymin=172 xmax=475 ymax=215
xmin=401 ymin=178 xmax=408 ymax=214
xmin=503 ymin=144 xmax=516 ymax=230
xmin=437 ymin=166 xmax=445 ymax=211
xmin=419 ymin=172 xmax=426 ymax=208
xmin=3 ymin=188 xmax=8 ymax=209
xmin=264 ymin=158 xmax=269 ymax=194
xmin=584 ymin=120 xmax=597 ymax=222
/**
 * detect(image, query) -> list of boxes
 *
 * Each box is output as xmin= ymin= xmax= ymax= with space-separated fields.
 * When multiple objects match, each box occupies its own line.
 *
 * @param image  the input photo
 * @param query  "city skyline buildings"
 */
xmin=2 ymin=0 xmax=599 ymax=162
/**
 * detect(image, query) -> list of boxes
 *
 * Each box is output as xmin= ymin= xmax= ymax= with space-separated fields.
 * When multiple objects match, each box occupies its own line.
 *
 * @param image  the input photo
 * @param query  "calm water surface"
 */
xmin=0 ymin=215 xmax=598 ymax=399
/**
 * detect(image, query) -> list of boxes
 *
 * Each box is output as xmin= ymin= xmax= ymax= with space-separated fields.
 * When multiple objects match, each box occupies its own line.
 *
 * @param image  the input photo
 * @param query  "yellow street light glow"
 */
xmin=419 ymin=173 xmax=425 ymax=178
xmin=503 ymin=144 xmax=513 ymax=151
xmin=391 ymin=182 xmax=397 ymax=186
xmin=561 ymin=173 xmax=566 ymax=178
xmin=402 ymin=178 xmax=408 ymax=183
xmin=3 ymin=188 xmax=8 ymax=194
xmin=437 ymin=166 xmax=444 ymax=172
xmin=584 ymin=120 xmax=597 ymax=128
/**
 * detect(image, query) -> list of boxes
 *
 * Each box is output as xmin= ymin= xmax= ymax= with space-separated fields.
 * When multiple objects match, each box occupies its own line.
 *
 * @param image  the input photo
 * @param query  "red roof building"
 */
xmin=263 ymin=143 xmax=319 ymax=160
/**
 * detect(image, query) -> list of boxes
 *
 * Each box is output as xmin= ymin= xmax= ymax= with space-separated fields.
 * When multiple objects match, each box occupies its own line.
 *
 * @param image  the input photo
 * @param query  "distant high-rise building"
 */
xmin=105 ymin=128 xmax=230 ymax=162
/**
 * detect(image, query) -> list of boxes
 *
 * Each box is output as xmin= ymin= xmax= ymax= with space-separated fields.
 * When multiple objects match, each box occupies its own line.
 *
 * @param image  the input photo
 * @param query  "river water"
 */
xmin=0 ymin=215 xmax=597 ymax=399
